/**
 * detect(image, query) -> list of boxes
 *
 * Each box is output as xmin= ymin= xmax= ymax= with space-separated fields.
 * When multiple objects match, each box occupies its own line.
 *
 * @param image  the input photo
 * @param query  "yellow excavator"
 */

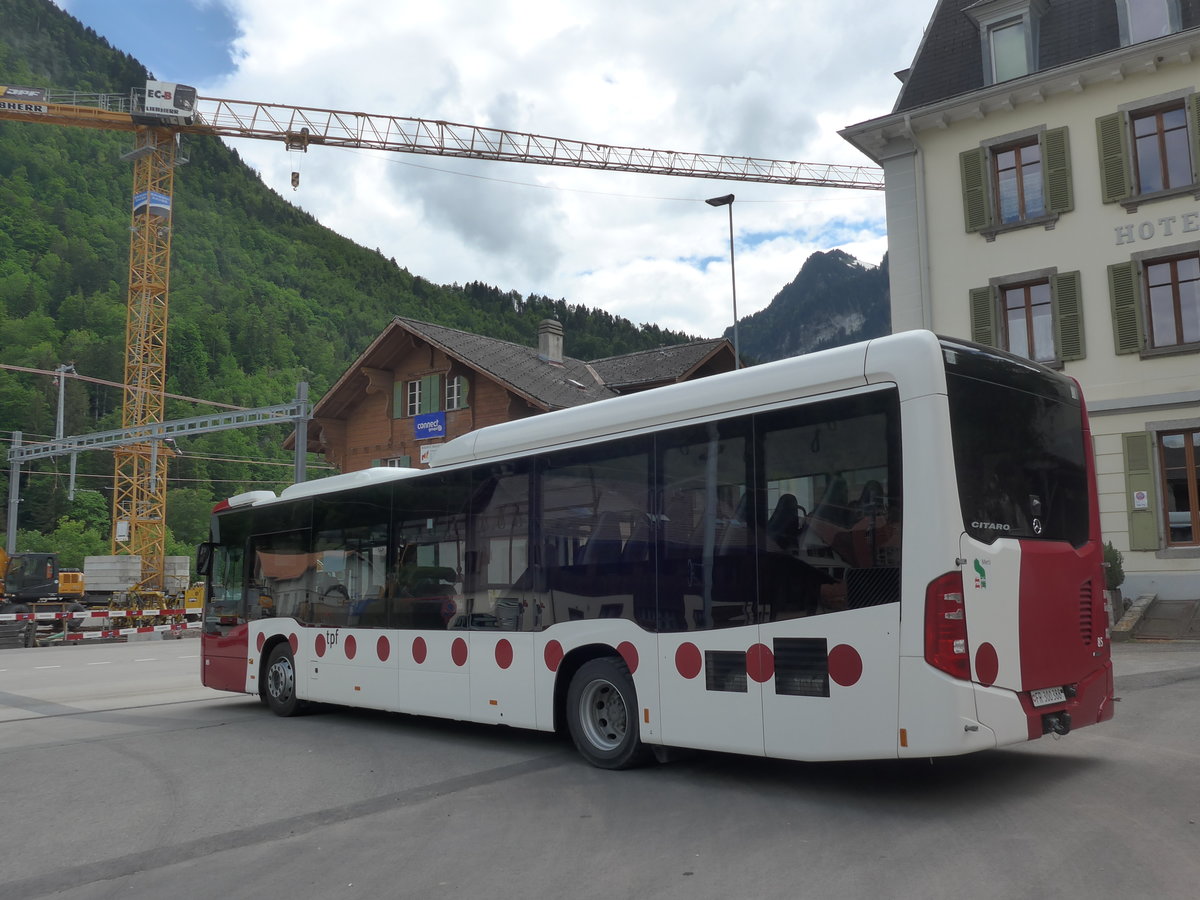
xmin=0 ymin=549 xmax=85 ymax=647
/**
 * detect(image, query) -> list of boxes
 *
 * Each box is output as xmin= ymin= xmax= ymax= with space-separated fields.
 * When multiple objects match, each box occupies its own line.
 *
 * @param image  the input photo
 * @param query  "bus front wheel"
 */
xmin=566 ymin=657 xmax=650 ymax=769
xmin=263 ymin=644 xmax=305 ymax=716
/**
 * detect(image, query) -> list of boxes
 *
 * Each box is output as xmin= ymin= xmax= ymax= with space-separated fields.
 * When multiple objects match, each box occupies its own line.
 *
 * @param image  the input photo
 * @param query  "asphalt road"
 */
xmin=0 ymin=637 xmax=1197 ymax=900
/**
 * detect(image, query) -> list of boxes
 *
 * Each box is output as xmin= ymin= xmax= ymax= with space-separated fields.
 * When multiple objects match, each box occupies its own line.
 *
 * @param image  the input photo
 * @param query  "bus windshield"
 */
xmin=943 ymin=341 xmax=1089 ymax=547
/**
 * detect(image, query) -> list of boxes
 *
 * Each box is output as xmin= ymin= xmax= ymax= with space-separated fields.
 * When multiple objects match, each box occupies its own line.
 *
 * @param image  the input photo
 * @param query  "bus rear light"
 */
xmin=925 ymin=571 xmax=970 ymax=681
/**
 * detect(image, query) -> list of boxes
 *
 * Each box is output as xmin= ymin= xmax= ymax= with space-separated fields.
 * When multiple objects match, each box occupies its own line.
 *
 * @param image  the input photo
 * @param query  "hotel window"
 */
xmin=960 ymin=127 xmax=1072 ymax=235
xmin=1109 ymin=250 xmax=1200 ymax=353
xmin=989 ymin=18 xmax=1030 ymax=82
xmin=1096 ymin=95 xmax=1200 ymax=205
xmin=968 ymin=271 xmax=1084 ymax=364
xmin=966 ymin=0 xmax=1047 ymax=86
xmin=1117 ymin=0 xmax=1181 ymax=46
xmin=1158 ymin=429 xmax=1200 ymax=546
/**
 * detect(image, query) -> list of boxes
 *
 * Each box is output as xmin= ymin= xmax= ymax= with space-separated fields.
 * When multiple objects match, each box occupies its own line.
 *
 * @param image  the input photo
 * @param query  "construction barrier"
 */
xmin=0 ymin=608 xmax=190 ymax=621
xmin=55 ymin=621 xmax=200 ymax=641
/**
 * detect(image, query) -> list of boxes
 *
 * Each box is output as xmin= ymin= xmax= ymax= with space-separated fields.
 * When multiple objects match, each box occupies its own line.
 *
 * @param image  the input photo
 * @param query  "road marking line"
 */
xmin=35 ymin=665 xmax=62 ymax=670
xmin=86 ymin=661 xmax=113 ymax=666
xmin=135 ymin=657 xmax=158 ymax=662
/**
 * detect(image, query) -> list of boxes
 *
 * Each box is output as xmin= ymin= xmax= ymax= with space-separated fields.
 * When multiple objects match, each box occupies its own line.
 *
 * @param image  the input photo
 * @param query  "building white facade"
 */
xmin=843 ymin=0 xmax=1200 ymax=599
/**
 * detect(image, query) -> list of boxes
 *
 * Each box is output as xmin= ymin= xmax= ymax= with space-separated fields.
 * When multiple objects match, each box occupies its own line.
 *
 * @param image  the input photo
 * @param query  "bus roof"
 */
xmin=431 ymin=329 xmax=946 ymax=468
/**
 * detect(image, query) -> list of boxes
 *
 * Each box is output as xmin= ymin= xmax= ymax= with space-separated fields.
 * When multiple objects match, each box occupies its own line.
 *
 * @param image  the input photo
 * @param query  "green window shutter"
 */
xmin=1107 ymin=261 xmax=1143 ymax=354
xmin=1042 ymin=126 xmax=1074 ymax=214
xmin=969 ymin=285 xmax=997 ymax=347
xmin=959 ymin=147 xmax=991 ymax=232
xmin=458 ymin=375 xmax=469 ymax=408
xmin=1188 ymin=93 xmax=1200 ymax=184
xmin=1051 ymin=270 xmax=1085 ymax=361
xmin=1096 ymin=112 xmax=1131 ymax=204
xmin=419 ymin=374 xmax=441 ymax=414
xmin=392 ymin=381 xmax=404 ymax=419
xmin=1122 ymin=432 xmax=1159 ymax=551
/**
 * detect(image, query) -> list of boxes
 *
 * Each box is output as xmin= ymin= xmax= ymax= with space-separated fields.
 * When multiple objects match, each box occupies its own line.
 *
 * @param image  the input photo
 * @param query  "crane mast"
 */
xmin=0 ymin=82 xmax=885 ymax=592
xmin=113 ymin=126 xmax=177 ymax=584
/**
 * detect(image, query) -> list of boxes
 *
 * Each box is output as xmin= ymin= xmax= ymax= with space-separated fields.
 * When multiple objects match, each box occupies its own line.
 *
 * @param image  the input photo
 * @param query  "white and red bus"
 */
xmin=199 ymin=330 xmax=1114 ymax=768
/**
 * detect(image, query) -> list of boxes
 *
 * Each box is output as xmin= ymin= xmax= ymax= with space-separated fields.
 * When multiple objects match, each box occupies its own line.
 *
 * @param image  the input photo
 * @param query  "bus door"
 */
xmin=201 ymin=537 xmax=250 ymax=693
xmin=655 ymin=420 xmax=767 ymax=757
xmin=757 ymin=389 xmax=903 ymax=761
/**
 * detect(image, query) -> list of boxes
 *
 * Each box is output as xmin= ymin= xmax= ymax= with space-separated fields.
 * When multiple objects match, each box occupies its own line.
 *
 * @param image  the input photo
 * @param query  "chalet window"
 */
xmin=969 ymin=270 xmax=1084 ymax=363
xmin=1108 ymin=249 xmax=1200 ymax=354
xmin=445 ymin=375 xmax=468 ymax=411
xmin=399 ymin=374 xmax=443 ymax=417
xmin=1158 ymin=428 xmax=1200 ymax=546
xmin=960 ymin=127 xmax=1072 ymax=235
xmin=406 ymin=379 xmax=422 ymax=417
xmin=1096 ymin=94 xmax=1200 ymax=206
xmin=1117 ymin=0 xmax=1181 ymax=46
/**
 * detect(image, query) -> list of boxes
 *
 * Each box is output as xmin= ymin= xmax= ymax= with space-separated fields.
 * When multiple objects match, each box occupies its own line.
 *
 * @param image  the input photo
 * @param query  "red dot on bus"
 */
xmin=288 ymin=633 xmax=298 ymax=654
xmin=345 ymin=634 xmax=357 ymax=660
xmin=617 ymin=641 xmax=639 ymax=674
xmin=828 ymin=644 xmax=863 ymax=687
xmin=451 ymin=637 xmax=468 ymax=667
xmin=377 ymin=635 xmax=390 ymax=662
xmin=746 ymin=643 xmax=774 ymax=683
xmin=975 ymin=642 xmax=999 ymax=687
xmin=412 ymin=636 xmax=427 ymax=665
xmin=495 ymin=638 xmax=514 ymax=669
xmin=675 ymin=642 xmax=702 ymax=680
xmin=544 ymin=640 xmax=564 ymax=672
xmin=256 ymin=632 xmax=265 ymax=652
xmin=315 ymin=633 xmax=326 ymax=658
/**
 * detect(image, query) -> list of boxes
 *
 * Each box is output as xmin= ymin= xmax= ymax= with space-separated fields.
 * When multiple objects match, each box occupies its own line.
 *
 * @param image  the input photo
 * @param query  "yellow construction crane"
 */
xmin=0 ymin=81 xmax=884 ymax=591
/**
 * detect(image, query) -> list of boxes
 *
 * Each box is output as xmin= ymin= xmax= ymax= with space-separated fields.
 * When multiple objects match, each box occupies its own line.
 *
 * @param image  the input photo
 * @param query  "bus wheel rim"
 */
xmin=268 ymin=657 xmax=294 ymax=701
xmin=578 ymin=678 xmax=626 ymax=752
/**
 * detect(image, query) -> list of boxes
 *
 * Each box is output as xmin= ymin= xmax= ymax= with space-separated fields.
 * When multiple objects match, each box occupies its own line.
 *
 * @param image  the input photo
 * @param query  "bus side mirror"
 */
xmin=196 ymin=542 xmax=214 ymax=577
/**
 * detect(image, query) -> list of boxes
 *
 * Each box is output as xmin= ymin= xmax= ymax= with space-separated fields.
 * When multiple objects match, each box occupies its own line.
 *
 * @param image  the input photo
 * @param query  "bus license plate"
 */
xmin=1030 ymin=687 xmax=1066 ymax=708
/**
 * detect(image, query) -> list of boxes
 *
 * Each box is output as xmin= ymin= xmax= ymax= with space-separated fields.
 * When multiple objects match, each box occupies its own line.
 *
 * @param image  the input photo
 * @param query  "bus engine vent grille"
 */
xmin=772 ymin=638 xmax=830 ymax=698
xmin=705 ymin=650 xmax=748 ymax=693
xmin=1079 ymin=581 xmax=1094 ymax=645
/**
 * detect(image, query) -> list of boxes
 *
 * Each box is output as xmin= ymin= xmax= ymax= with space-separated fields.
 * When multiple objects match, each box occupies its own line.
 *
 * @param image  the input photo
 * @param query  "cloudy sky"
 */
xmin=56 ymin=0 xmax=926 ymax=340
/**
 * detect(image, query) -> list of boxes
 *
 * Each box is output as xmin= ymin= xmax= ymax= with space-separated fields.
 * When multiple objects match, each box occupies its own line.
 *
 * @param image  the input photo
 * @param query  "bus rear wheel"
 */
xmin=263 ymin=644 xmax=305 ymax=716
xmin=566 ymin=657 xmax=650 ymax=769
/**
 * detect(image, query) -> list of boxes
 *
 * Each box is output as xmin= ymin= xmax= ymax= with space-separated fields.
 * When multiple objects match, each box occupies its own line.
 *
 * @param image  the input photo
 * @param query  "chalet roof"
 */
xmin=894 ymin=0 xmax=1198 ymax=114
xmin=393 ymin=316 xmax=612 ymax=411
xmin=310 ymin=316 xmax=734 ymax=421
xmin=589 ymin=339 xmax=730 ymax=389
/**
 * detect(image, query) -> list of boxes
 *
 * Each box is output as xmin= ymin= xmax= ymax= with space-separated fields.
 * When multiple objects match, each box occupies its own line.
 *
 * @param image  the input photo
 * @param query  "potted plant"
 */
xmin=1103 ymin=541 xmax=1126 ymax=623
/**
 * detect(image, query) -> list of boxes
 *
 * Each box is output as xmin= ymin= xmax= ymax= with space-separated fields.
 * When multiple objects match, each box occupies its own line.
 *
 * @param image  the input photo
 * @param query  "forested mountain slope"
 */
xmin=0 ymin=0 xmax=696 ymax=548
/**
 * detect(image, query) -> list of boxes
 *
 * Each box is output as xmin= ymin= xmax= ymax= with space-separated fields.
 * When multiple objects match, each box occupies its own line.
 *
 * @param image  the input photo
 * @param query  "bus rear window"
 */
xmin=945 ymin=349 xmax=1089 ymax=547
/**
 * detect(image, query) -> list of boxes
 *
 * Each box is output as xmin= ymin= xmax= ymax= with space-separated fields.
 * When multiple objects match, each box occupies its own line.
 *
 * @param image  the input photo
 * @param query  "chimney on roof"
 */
xmin=537 ymin=318 xmax=564 ymax=365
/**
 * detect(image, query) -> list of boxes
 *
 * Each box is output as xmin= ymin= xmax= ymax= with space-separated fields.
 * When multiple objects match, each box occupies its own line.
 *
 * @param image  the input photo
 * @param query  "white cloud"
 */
xmin=191 ymin=0 xmax=922 ymax=339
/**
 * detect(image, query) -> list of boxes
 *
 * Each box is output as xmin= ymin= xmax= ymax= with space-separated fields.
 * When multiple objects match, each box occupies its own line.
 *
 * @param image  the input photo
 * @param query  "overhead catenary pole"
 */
xmin=6 ymin=431 xmax=21 ymax=555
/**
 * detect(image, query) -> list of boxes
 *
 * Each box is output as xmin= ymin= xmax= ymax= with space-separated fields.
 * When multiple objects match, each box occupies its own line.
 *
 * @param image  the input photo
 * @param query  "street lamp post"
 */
xmin=705 ymin=193 xmax=740 ymax=369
